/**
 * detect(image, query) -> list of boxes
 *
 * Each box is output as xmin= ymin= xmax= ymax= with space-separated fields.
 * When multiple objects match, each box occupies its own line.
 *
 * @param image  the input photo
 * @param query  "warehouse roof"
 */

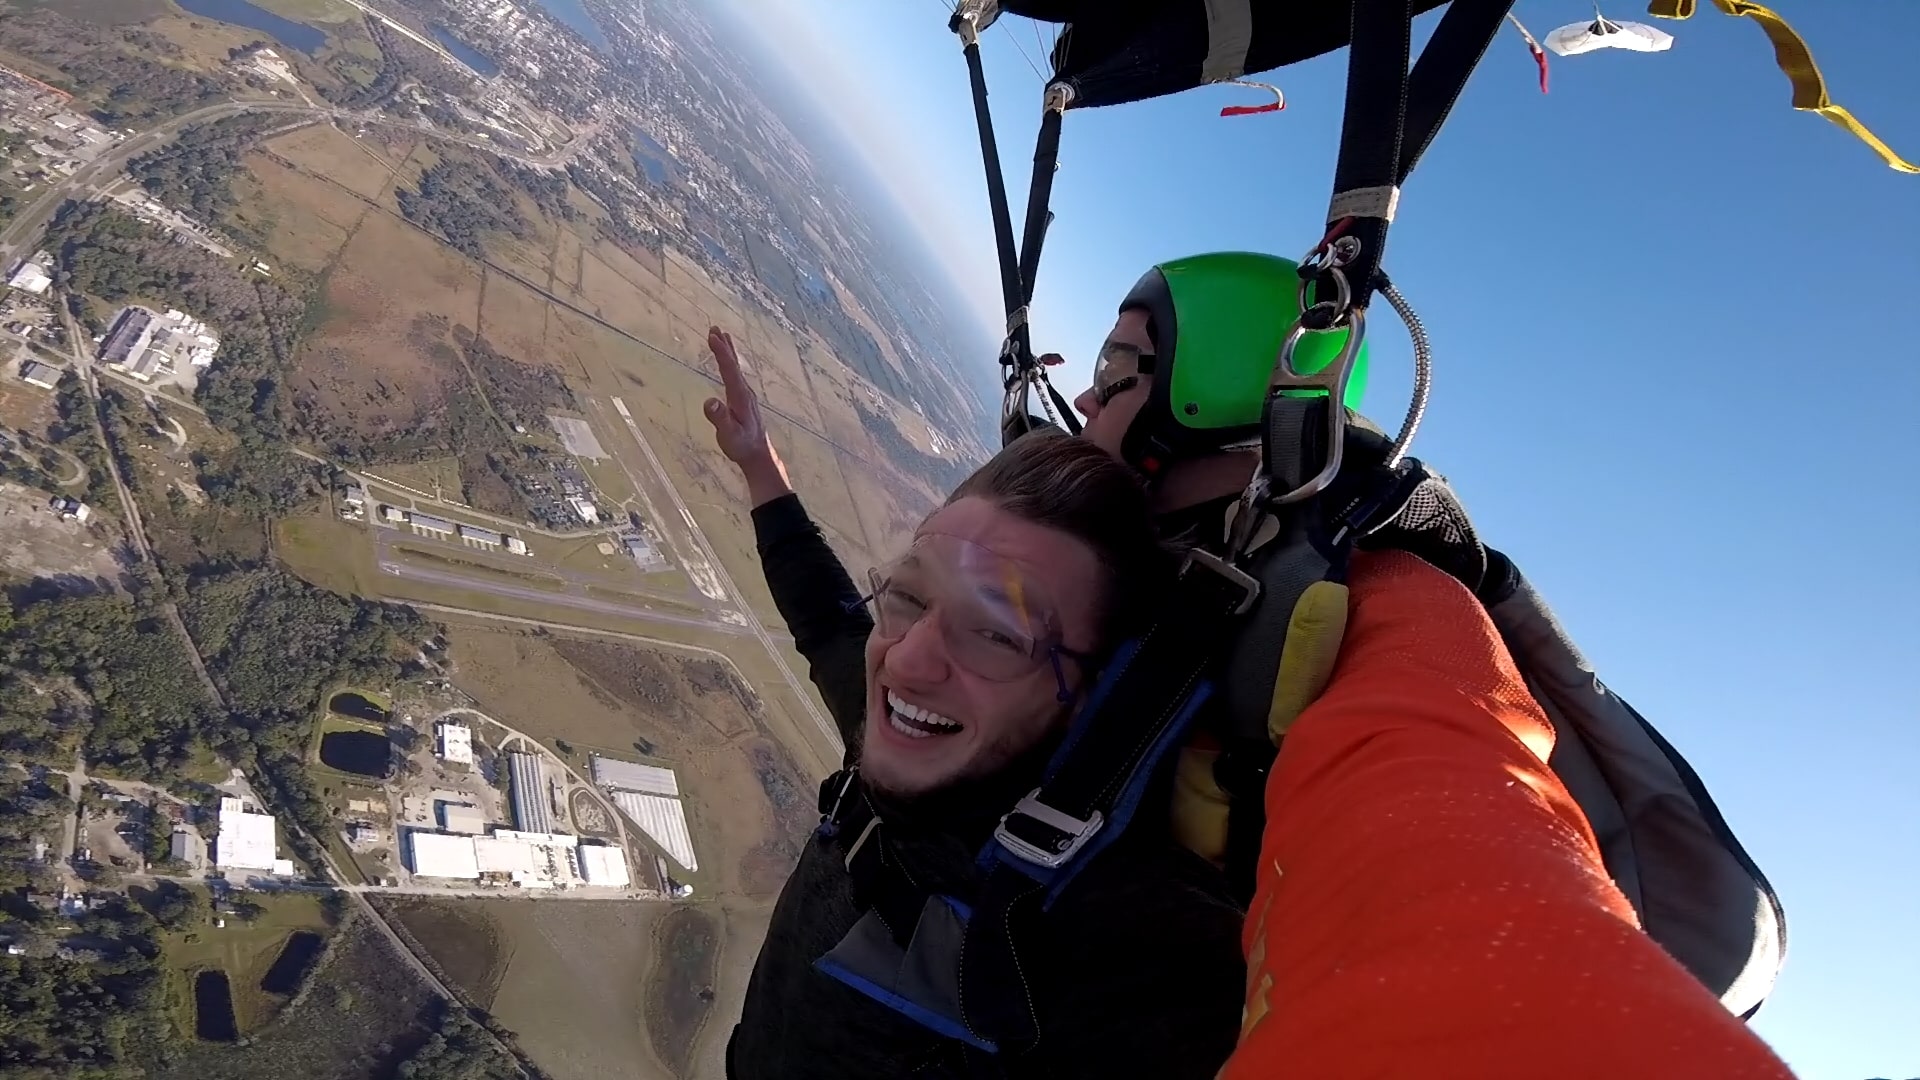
xmin=408 ymin=831 xmax=480 ymax=879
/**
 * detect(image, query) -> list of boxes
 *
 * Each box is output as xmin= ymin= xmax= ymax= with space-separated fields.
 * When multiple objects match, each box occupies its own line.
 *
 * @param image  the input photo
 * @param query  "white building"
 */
xmin=214 ymin=797 xmax=278 ymax=873
xmin=577 ymin=844 xmax=630 ymax=888
xmin=437 ymin=719 xmax=473 ymax=765
xmin=608 ymin=791 xmax=697 ymax=872
xmin=439 ymin=802 xmax=487 ymax=835
xmin=6 ymin=260 xmax=52 ymax=295
xmin=505 ymin=535 xmax=529 ymax=556
xmin=381 ymin=505 xmax=407 ymax=523
xmin=565 ymin=495 xmax=599 ymax=524
xmin=410 ymin=513 xmax=455 ymax=536
xmin=100 ymin=306 xmax=220 ymax=381
xmin=408 ymin=831 xmax=480 ymax=880
xmin=459 ymin=524 xmax=502 ymax=547
xmin=341 ymin=484 xmax=366 ymax=507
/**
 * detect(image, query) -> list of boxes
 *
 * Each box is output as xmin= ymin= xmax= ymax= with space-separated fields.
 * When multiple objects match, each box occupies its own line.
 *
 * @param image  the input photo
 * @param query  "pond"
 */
xmin=174 ymin=0 xmax=326 ymax=55
xmin=259 ymin=931 xmax=324 ymax=995
xmin=193 ymin=970 xmax=239 ymax=1042
xmin=319 ymin=730 xmax=391 ymax=779
xmin=429 ymin=24 xmax=502 ymax=77
xmin=328 ymin=692 xmax=390 ymax=724
xmin=534 ymin=0 xmax=610 ymax=52
xmin=632 ymin=129 xmax=675 ymax=186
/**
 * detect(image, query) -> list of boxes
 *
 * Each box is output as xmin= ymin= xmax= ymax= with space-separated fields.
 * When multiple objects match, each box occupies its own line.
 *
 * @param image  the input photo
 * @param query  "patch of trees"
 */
xmin=193 ymin=441 xmax=321 ymax=518
xmin=44 ymin=201 xmax=303 ymax=449
xmin=2 ymin=591 xmax=216 ymax=780
xmin=392 ymin=999 xmax=527 ymax=1080
xmin=0 ymin=769 xmax=66 ymax=893
xmin=51 ymin=376 xmax=121 ymax=513
xmin=0 ymin=894 xmax=173 ymax=1076
xmin=180 ymin=568 xmax=430 ymax=860
xmin=127 ymin=112 xmax=287 ymax=224
xmin=493 ymin=159 xmax=577 ymax=225
xmin=396 ymin=159 xmax=531 ymax=260
xmin=0 ymin=9 xmax=225 ymax=126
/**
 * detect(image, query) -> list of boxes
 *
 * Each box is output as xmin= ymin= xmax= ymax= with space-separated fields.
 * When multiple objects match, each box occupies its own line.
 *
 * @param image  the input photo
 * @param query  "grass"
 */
xmin=158 ymin=891 xmax=332 ymax=1038
xmin=364 ymin=457 xmax=465 ymax=501
xmin=644 ymin=905 xmax=721 ymax=1080
xmin=245 ymin=0 xmax=362 ymax=23
xmin=392 ymin=544 xmax=567 ymax=589
xmin=371 ymin=897 xmax=511 ymax=1009
xmin=275 ymin=509 xmax=381 ymax=597
xmin=152 ymin=912 xmax=439 ymax=1080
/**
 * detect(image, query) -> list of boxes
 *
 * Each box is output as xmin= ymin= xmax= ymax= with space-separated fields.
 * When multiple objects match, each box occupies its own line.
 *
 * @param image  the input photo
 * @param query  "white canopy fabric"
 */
xmin=1544 ymin=15 xmax=1674 ymax=57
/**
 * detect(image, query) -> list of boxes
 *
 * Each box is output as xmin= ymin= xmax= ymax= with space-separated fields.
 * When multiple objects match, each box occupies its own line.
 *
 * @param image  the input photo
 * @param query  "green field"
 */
xmin=158 ymin=891 xmax=333 ymax=1038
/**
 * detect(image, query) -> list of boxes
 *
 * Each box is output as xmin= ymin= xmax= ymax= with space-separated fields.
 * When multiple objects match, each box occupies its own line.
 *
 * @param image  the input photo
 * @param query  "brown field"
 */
xmin=383 ymin=899 xmax=673 ymax=1080
xmin=0 ymin=369 xmax=59 ymax=436
xmin=232 ymin=151 xmax=370 ymax=274
xmin=265 ymin=124 xmax=403 ymax=202
xmin=478 ymin=266 xmax=554 ymax=367
xmin=364 ymin=456 xmax=463 ymax=499
xmin=376 ymin=897 xmax=514 ymax=1009
xmin=292 ymin=212 xmax=479 ymax=436
xmin=146 ymin=13 xmax=269 ymax=72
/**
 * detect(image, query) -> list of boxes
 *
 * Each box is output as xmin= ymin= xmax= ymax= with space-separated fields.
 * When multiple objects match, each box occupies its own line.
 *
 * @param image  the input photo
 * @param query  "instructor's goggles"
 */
xmin=1091 ymin=340 xmax=1156 ymax=409
xmin=860 ymin=533 xmax=1091 ymax=696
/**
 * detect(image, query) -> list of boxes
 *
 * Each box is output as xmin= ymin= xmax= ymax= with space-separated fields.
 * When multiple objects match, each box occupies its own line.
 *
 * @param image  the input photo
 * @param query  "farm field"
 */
xmin=374 ymin=898 xmax=692 ymax=1080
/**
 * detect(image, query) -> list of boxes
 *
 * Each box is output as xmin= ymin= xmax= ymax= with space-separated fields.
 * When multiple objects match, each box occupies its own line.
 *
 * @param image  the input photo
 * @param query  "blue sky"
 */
xmin=719 ymin=2 xmax=1920 ymax=1075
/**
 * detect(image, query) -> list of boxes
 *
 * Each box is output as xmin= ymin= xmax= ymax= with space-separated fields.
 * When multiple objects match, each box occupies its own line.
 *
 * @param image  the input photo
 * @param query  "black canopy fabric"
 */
xmin=996 ymin=0 xmax=1450 ymax=108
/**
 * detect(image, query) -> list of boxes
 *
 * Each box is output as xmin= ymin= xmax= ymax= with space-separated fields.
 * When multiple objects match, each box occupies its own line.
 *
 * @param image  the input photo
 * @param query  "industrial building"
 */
xmin=99 ymin=306 xmax=220 ymax=382
xmin=577 ymin=843 xmax=631 ymax=888
xmin=214 ymin=797 xmax=278 ymax=873
xmin=566 ymin=495 xmax=599 ymax=524
xmin=505 ymin=536 xmax=530 ymax=556
xmin=591 ymin=755 xmax=678 ymax=796
xmin=341 ymin=484 xmax=366 ymax=507
xmin=623 ymin=534 xmax=664 ymax=568
xmin=592 ymin=755 xmax=696 ymax=873
xmin=410 ymin=512 xmax=455 ymax=536
xmin=408 ymin=830 xmax=481 ymax=879
xmin=507 ymin=751 xmax=557 ymax=834
xmin=438 ymin=801 xmax=487 ymax=835
xmin=17 ymin=360 xmax=59 ymax=389
xmin=6 ymin=259 xmax=51 ymax=295
xmin=381 ymin=505 xmax=406 ymax=523
xmin=459 ymin=524 xmax=503 ymax=547
xmin=608 ymin=791 xmax=698 ymax=872
xmin=404 ymin=827 xmax=617 ymax=890
xmin=437 ymin=719 xmax=473 ymax=765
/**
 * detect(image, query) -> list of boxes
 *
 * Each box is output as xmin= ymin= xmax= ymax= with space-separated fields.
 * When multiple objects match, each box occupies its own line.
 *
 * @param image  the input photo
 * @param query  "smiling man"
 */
xmin=703 ymin=328 xmax=1245 ymax=1078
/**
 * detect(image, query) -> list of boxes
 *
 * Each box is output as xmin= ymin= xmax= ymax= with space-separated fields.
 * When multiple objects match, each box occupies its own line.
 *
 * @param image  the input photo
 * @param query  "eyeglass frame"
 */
xmin=854 ymin=566 xmax=1098 ymax=704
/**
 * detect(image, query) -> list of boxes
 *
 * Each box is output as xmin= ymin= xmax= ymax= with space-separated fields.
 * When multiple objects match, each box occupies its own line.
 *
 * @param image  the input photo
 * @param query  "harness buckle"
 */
xmin=994 ymin=790 xmax=1106 ymax=870
xmin=1181 ymin=549 xmax=1261 ymax=616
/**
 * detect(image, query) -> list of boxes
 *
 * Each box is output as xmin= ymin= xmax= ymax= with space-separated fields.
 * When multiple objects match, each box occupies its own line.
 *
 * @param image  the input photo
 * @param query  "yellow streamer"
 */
xmin=1648 ymin=0 xmax=1917 ymax=174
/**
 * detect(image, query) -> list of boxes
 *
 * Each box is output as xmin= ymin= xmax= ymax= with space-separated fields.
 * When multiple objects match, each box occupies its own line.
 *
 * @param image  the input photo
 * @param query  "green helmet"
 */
xmin=1116 ymin=251 xmax=1369 ymax=472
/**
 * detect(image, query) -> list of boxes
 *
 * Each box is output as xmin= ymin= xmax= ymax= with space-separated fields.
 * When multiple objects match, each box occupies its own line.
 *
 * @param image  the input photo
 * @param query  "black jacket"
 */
xmin=728 ymin=494 xmax=1246 ymax=1079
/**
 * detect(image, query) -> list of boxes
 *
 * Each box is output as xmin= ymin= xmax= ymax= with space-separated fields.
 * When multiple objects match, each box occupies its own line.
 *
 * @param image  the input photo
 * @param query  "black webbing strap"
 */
xmin=816 ymin=770 xmax=928 ymax=948
xmin=957 ymin=30 xmax=1024 ymax=326
xmin=958 ymin=555 xmax=1257 ymax=1054
xmin=1327 ymin=0 xmax=1514 ymax=311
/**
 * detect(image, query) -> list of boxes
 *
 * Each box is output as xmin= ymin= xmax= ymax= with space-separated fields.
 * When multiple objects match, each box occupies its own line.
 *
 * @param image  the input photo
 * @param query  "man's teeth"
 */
xmin=887 ymin=691 xmax=960 ymax=738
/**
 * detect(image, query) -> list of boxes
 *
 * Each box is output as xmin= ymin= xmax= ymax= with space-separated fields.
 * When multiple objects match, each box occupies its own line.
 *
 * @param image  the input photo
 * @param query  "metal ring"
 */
xmin=1269 ymin=307 xmax=1367 ymax=507
xmin=1295 ymin=264 xmax=1351 ymax=326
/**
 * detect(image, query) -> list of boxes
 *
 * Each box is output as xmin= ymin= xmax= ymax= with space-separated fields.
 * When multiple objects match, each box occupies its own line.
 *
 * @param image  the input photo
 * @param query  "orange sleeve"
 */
xmin=1223 ymin=551 xmax=1795 ymax=1079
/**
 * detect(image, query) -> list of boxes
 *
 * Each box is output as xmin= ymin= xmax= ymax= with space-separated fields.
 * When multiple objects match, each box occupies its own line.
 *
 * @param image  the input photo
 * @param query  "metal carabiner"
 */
xmin=1267 ymin=305 xmax=1368 ymax=507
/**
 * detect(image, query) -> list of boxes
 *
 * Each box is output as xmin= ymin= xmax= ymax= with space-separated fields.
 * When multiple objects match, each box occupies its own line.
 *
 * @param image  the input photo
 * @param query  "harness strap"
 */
xmin=1326 ymin=0 xmax=1513 ymax=311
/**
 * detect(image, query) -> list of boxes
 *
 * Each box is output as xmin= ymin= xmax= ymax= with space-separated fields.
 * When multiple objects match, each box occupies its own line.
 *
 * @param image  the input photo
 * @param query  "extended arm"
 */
xmin=1224 ymin=551 xmax=1795 ymax=1078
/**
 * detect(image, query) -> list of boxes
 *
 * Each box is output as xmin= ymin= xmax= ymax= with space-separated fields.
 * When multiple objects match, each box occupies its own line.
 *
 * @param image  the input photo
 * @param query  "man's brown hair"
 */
xmin=945 ymin=432 xmax=1174 ymax=653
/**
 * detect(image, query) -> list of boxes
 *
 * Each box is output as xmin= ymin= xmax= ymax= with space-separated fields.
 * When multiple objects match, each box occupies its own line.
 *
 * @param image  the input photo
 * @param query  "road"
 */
xmin=602 ymin=396 xmax=840 ymax=752
xmin=59 ymin=307 xmax=229 ymax=709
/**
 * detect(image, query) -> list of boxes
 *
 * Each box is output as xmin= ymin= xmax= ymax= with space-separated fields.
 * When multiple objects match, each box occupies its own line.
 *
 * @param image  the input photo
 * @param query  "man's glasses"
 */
xmin=854 ymin=541 xmax=1093 ymax=702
